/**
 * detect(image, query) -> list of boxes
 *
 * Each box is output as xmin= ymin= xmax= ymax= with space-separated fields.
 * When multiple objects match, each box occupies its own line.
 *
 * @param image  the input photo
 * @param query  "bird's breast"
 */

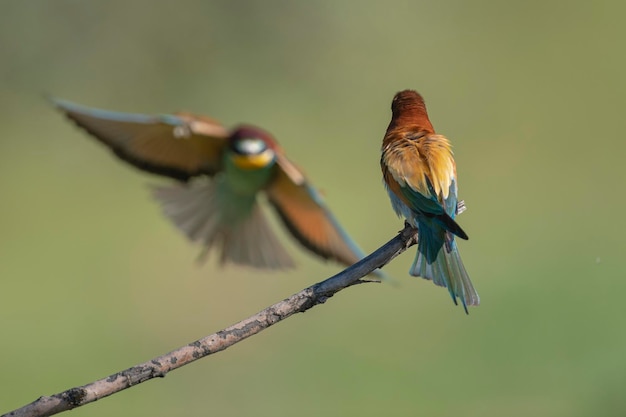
xmin=223 ymin=153 xmax=276 ymax=196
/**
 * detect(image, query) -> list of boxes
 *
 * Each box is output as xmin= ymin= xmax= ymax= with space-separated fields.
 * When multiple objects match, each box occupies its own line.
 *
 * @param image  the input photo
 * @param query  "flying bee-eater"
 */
xmin=53 ymin=98 xmax=381 ymax=274
xmin=380 ymin=90 xmax=479 ymax=311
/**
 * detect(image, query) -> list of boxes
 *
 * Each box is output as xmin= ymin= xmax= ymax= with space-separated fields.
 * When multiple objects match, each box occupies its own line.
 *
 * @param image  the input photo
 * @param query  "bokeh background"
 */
xmin=2 ymin=1 xmax=625 ymax=416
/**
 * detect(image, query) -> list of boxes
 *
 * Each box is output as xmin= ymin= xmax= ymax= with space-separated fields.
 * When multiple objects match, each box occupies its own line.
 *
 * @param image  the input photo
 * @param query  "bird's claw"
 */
xmin=457 ymin=200 xmax=466 ymax=215
xmin=399 ymin=221 xmax=419 ymax=247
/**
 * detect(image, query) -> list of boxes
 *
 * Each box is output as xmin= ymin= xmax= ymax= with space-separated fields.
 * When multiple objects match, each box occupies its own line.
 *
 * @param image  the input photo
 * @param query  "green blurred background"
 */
xmin=2 ymin=1 xmax=625 ymax=416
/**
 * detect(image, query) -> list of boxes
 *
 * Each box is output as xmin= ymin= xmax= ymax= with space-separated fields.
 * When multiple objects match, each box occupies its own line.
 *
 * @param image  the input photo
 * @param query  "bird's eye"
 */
xmin=233 ymin=138 xmax=267 ymax=155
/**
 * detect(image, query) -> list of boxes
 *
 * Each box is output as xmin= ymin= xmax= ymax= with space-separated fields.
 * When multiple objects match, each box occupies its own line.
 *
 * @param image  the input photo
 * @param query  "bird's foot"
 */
xmin=400 ymin=221 xmax=419 ymax=247
xmin=457 ymin=200 xmax=467 ymax=215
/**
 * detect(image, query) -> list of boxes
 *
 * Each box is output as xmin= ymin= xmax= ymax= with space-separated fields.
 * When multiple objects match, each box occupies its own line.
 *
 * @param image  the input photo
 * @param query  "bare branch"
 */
xmin=3 ymin=225 xmax=417 ymax=417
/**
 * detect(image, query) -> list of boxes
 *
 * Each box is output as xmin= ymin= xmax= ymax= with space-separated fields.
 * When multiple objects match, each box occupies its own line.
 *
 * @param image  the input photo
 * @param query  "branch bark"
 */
xmin=3 ymin=225 xmax=417 ymax=417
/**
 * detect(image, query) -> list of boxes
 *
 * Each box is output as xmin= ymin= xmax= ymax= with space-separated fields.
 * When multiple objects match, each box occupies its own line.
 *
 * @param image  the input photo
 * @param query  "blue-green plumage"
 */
xmin=391 ymin=178 xmax=473 ymax=311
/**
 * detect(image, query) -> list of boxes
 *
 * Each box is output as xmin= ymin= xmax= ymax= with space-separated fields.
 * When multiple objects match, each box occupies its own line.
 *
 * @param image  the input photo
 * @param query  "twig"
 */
xmin=2 ymin=225 xmax=418 ymax=417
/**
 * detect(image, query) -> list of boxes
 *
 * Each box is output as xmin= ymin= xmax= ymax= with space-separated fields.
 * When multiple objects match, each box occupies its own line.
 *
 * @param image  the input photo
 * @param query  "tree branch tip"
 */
xmin=353 ymin=278 xmax=380 ymax=286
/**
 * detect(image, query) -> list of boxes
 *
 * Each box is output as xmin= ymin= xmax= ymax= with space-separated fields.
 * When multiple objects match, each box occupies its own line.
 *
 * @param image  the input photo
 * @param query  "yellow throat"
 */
xmin=230 ymin=149 xmax=275 ymax=170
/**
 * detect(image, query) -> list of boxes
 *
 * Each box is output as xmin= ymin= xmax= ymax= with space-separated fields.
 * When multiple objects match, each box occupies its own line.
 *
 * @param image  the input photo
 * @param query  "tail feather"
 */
xmin=219 ymin=203 xmax=296 ymax=269
xmin=152 ymin=180 xmax=295 ymax=269
xmin=442 ymin=244 xmax=480 ymax=309
xmin=156 ymin=183 xmax=220 ymax=242
xmin=409 ymin=222 xmax=479 ymax=312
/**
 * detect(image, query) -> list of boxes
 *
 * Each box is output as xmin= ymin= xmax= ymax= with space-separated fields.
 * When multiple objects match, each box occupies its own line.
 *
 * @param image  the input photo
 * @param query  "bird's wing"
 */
xmin=52 ymin=98 xmax=230 ymax=181
xmin=382 ymin=139 xmax=467 ymax=239
xmin=265 ymin=155 xmax=368 ymax=267
xmin=381 ymin=142 xmax=446 ymax=215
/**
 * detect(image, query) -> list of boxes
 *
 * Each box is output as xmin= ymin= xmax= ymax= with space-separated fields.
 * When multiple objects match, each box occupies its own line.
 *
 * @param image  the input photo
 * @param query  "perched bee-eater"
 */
xmin=53 ymin=98 xmax=379 ymax=273
xmin=380 ymin=90 xmax=479 ymax=311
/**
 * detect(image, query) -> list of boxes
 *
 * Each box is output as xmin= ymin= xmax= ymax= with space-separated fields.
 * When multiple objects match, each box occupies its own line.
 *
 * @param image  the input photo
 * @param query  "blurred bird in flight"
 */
xmin=53 ymin=98 xmax=380 ymax=275
xmin=380 ymin=90 xmax=479 ymax=311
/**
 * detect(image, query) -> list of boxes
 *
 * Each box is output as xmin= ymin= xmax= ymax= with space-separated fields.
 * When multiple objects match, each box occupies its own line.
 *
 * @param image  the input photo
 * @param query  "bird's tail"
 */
xmin=151 ymin=180 xmax=295 ymax=269
xmin=409 ymin=223 xmax=479 ymax=312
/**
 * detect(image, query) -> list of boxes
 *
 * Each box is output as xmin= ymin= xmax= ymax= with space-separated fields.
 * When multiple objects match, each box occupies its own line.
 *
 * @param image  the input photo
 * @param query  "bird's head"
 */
xmin=228 ymin=126 xmax=278 ymax=170
xmin=387 ymin=89 xmax=434 ymax=133
xmin=391 ymin=90 xmax=426 ymax=115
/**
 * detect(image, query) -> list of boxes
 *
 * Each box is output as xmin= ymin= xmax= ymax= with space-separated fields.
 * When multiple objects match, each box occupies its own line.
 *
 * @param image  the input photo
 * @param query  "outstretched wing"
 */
xmin=52 ymin=98 xmax=230 ymax=181
xmin=266 ymin=155 xmax=370 ymax=268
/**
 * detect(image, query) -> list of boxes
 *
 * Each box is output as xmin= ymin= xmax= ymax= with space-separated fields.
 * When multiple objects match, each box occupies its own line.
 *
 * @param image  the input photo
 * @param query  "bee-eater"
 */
xmin=380 ymin=90 xmax=479 ymax=311
xmin=53 ymin=98 xmax=380 ymax=274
